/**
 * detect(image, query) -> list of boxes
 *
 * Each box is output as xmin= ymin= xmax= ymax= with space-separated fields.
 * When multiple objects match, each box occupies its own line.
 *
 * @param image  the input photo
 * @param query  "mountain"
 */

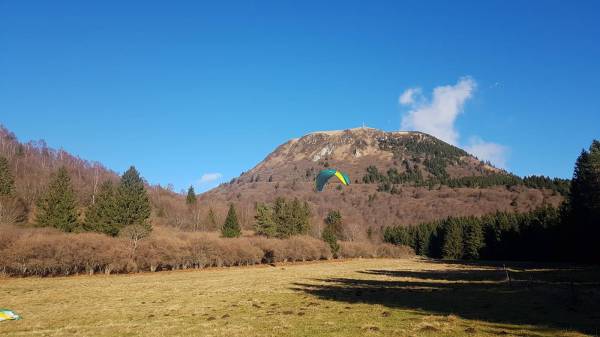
xmin=200 ymin=127 xmax=563 ymax=240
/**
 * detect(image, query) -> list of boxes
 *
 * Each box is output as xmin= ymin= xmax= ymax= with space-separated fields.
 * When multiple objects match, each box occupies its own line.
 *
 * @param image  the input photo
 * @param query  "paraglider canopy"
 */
xmin=315 ymin=169 xmax=350 ymax=191
xmin=0 ymin=309 xmax=20 ymax=322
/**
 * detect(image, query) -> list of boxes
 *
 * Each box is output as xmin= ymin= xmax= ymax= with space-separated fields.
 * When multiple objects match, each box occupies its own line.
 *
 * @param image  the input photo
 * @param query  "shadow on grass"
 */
xmin=292 ymin=260 xmax=600 ymax=335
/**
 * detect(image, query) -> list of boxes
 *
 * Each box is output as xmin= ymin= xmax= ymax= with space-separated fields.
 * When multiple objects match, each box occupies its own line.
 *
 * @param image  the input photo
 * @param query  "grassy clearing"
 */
xmin=1 ymin=258 xmax=599 ymax=337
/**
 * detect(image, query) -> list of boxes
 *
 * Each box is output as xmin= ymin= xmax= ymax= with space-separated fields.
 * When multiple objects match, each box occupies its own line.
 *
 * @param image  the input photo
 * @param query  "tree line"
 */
xmin=384 ymin=206 xmax=561 ymax=261
xmin=384 ymin=140 xmax=600 ymax=263
xmin=362 ymin=163 xmax=570 ymax=196
xmin=22 ymin=165 xmax=153 ymax=239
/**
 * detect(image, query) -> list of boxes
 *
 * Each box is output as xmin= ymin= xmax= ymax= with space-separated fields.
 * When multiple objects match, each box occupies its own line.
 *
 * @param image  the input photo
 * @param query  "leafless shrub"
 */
xmin=376 ymin=243 xmax=414 ymax=258
xmin=0 ymin=225 xmax=410 ymax=277
xmin=0 ymin=197 xmax=28 ymax=225
xmin=247 ymin=236 xmax=286 ymax=263
xmin=1 ymin=227 xmax=127 ymax=276
xmin=339 ymin=241 xmax=414 ymax=259
xmin=282 ymin=236 xmax=331 ymax=262
xmin=339 ymin=242 xmax=378 ymax=258
xmin=135 ymin=234 xmax=187 ymax=272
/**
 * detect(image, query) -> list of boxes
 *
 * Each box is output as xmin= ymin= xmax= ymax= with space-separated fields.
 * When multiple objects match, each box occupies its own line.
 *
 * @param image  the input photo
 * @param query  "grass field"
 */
xmin=1 ymin=258 xmax=599 ymax=337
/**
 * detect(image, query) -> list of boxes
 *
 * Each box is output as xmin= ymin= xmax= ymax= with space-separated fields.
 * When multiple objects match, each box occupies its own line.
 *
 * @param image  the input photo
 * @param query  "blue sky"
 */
xmin=1 ymin=1 xmax=599 ymax=192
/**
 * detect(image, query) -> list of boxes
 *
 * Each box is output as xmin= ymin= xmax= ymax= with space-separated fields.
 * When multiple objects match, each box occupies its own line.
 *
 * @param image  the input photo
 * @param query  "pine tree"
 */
xmin=0 ymin=155 xmax=14 ymax=196
xmin=414 ymin=223 xmax=436 ymax=256
xmin=0 ymin=155 xmax=25 ymax=225
xmin=289 ymin=198 xmax=311 ymax=235
xmin=272 ymin=197 xmax=293 ymax=237
xmin=324 ymin=210 xmax=343 ymax=239
xmin=36 ymin=167 xmax=79 ymax=232
xmin=302 ymin=201 xmax=312 ymax=233
xmin=463 ymin=217 xmax=484 ymax=259
xmin=84 ymin=180 xmax=119 ymax=236
xmin=115 ymin=166 xmax=151 ymax=236
xmin=222 ymin=204 xmax=241 ymax=237
xmin=322 ymin=210 xmax=343 ymax=257
xmin=322 ymin=224 xmax=340 ymax=257
xmin=568 ymin=140 xmax=600 ymax=260
xmin=254 ymin=203 xmax=277 ymax=237
xmin=186 ymin=185 xmax=197 ymax=205
xmin=442 ymin=219 xmax=464 ymax=259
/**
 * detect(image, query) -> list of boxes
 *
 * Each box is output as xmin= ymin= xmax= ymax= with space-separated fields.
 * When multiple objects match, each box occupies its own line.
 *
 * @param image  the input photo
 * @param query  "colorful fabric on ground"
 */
xmin=0 ymin=309 xmax=21 ymax=321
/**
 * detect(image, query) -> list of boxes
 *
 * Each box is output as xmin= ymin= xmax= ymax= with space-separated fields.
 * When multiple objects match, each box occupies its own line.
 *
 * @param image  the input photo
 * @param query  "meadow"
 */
xmin=1 ymin=258 xmax=599 ymax=337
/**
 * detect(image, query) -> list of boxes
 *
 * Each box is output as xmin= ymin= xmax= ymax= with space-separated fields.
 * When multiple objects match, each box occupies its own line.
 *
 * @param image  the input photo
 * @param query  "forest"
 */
xmin=384 ymin=140 xmax=600 ymax=263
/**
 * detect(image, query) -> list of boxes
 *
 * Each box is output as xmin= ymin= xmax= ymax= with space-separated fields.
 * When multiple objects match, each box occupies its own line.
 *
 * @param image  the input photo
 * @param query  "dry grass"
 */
xmin=1 ymin=258 xmax=598 ymax=337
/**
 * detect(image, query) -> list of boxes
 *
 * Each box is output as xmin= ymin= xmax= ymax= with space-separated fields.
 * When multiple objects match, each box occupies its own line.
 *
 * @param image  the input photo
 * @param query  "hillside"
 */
xmin=0 ymin=125 xmax=186 ymax=226
xmin=200 ymin=127 xmax=564 ymax=240
xmin=0 ymin=125 xmax=566 ymax=240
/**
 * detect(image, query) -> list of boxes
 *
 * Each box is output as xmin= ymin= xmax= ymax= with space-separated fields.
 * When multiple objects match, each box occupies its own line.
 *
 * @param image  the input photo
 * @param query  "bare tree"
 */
xmin=120 ymin=223 xmax=152 ymax=258
xmin=0 ymin=197 xmax=27 ymax=225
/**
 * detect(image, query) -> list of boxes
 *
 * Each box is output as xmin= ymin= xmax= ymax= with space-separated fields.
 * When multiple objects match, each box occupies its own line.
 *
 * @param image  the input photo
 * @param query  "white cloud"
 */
xmin=465 ymin=137 xmax=509 ymax=169
xmin=198 ymin=172 xmax=222 ymax=184
xmin=400 ymin=76 xmax=476 ymax=145
xmin=399 ymin=87 xmax=422 ymax=105
xmin=399 ymin=76 xmax=510 ymax=168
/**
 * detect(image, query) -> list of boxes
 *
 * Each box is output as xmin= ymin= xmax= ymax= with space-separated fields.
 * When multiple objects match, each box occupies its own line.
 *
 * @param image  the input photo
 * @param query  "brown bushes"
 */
xmin=1 ymin=226 xmax=127 ymax=276
xmin=0 ymin=225 xmax=412 ymax=277
xmin=339 ymin=241 xmax=414 ymax=259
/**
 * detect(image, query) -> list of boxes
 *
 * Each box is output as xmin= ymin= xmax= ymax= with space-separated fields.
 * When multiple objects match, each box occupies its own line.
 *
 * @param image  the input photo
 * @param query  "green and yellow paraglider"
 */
xmin=0 ymin=309 xmax=20 ymax=322
xmin=315 ymin=169 xmax=350 ymax=191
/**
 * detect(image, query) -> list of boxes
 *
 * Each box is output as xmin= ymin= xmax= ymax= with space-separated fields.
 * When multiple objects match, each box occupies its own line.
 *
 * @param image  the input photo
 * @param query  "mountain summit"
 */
xmin=248 ymin=127 xmax=501 ymax=182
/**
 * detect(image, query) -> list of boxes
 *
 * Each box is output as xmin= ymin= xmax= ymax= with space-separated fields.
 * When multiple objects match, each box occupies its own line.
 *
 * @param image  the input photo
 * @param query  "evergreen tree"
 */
xmin=322 ymin=224 xmax=340 ymax=257
xmin=442 ymin=219 xmax=464 ymax=259
xmin=254 ymin=203 xmax=277 ymax=237
xmin=255 ymin=198 xmax=312 ymax=238
xmin=0 ymin=155 xmax=14 ymax=196
xmin=222 ymin=204 xmax=241 ymax=237
xmin=186 ymin=185 xmax=197 ymax=205
xmin=289 ymin=198 xmax=311 ymax=235
xmin=324 ymin=210 xmax=343 ymax=239
xmin=415 ymin=223 xmax=437 ymax=256
xmin=36 ymin=167 xmax=78 ymax=232
xmin=84 ymin=181 xmax=119 ymax=236
xmin=0 ymin=155 xmax=25 ymax=225
xmin=383 ymin=226 xmax=412 ymax=246
xmin=272 ymin=197 xmax=289 ymax=236
xmin=322 ymin=210 xmax=343 ymax=257
xmin=115 ymin=166 xmax=151 ymax=236
xmin=463 ymin=217 xmax=484 ymax=259
xmin=568 ymin=140 xmax=600 ymax=260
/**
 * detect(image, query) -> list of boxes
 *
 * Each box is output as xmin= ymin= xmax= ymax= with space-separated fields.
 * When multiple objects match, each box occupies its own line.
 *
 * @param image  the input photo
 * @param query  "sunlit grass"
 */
xmin=1 ymin=258 xmax=597 ymax=337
